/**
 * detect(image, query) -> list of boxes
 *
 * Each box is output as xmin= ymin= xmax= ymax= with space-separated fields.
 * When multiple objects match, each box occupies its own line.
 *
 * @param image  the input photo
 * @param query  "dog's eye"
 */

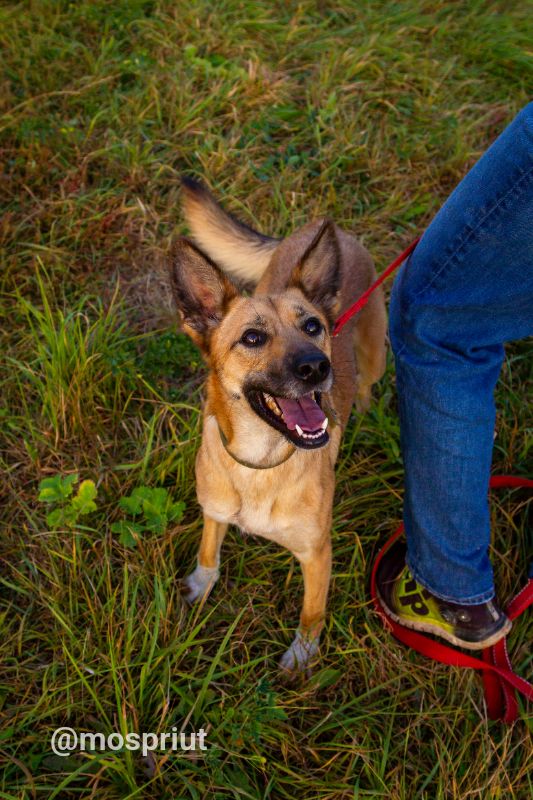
xmin=303 ymin=317 xmax=322 ymax=336
xmin=241 ymin=329 xmax=267 ymax=347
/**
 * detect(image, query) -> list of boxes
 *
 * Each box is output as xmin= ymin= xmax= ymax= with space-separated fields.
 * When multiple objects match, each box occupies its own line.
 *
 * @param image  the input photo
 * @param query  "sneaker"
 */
xmin=375 ymin=539 xmax=512 ymax=650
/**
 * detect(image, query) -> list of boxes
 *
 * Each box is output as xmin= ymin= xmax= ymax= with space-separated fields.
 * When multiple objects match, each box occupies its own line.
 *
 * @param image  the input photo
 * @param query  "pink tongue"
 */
xmin=275 ymin=395 xmax=326 ymax=432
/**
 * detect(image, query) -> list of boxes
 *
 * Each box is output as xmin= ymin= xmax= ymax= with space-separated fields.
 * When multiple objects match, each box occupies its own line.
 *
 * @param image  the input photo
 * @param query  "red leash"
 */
xmin=369 ymin=478 xmax=533 ymax=723
xmin=333 ymin=238 xmax=532 ymax=722
xmin=332 ymin=236 xmax=420 ymax=337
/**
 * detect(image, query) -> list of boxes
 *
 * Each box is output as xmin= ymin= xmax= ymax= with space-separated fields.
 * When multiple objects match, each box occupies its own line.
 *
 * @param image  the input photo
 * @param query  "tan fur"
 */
xmin=172 ymin=182 xmax=387 ymax=672
xmin=182 ymin=178 xmax=278 ymax=285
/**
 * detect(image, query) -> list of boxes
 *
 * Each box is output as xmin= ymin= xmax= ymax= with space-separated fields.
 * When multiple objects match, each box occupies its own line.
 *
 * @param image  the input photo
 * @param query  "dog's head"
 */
xmin=169 ymin=220 xmax=340 ymax=449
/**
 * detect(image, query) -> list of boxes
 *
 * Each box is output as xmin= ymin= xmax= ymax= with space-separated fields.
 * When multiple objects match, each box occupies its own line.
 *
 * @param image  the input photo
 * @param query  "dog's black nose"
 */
xmin=293 ymin=351 xmax=331 ymax=384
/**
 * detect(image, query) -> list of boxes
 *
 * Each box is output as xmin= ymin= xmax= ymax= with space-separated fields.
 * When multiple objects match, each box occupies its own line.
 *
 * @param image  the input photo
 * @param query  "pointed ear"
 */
xmin=169 ymin=237 xmax=238 ymax=346
xmin=289 ymin=219 xmax=341 ymax=321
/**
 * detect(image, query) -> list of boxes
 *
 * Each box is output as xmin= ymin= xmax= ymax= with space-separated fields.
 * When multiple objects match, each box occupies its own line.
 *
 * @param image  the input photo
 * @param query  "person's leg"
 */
xmin=387 ymin=103 xmax=533 ymax=620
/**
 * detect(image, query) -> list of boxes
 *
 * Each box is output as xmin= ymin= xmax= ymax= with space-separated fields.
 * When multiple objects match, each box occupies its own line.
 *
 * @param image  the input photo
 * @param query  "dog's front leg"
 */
xmin=279 ymin=538 xmax=332 ymax=673
xmin=183 ymin=515 xmax=228 ymax=603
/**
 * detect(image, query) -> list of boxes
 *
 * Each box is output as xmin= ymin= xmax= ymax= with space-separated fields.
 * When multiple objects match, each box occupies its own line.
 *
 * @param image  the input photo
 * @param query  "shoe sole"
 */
xmin=376 ymin=588 xmax=512 ymax=651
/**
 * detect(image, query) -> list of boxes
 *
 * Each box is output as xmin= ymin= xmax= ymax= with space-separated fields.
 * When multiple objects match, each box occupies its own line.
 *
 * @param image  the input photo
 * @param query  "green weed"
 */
xmin=111 ymin=485 xmax=185 ymax=547
xmin=38 ymin=473 xmax=98 ymax=529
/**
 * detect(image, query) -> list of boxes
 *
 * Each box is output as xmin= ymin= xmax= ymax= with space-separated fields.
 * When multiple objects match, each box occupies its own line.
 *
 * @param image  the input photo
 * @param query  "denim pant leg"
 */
xmin=389 ymin=103 xmax=533 ymax=605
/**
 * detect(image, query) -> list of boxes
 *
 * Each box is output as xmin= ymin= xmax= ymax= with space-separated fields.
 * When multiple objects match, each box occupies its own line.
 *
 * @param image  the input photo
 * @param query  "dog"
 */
xmin=170 ymin=178 xmax=387 ymax=672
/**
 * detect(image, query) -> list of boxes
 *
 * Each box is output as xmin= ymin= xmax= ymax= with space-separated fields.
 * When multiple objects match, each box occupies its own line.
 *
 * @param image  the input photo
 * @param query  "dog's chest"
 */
xmin=199 ymin=459 xmax=310 ymax=535
xmin=195 ymin=434 xmax=336 ymax=554
xmin=232 ymin=481 xmax=291 ymax=538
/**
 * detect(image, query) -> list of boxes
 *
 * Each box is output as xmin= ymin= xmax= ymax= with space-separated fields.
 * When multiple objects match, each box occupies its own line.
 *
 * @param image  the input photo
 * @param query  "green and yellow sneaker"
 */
xmin=375 ymin=540 xmax=512 ymax=650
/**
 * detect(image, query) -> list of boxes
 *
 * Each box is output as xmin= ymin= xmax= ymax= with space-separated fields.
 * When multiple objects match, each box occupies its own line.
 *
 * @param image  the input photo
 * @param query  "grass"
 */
xmin=1 ymin=0 xmax=532 ymax=797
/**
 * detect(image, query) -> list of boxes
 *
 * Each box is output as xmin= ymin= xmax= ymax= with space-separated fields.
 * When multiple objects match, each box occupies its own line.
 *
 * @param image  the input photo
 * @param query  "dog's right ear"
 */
xmin=169 ymin=237 xmax=238 ymax=349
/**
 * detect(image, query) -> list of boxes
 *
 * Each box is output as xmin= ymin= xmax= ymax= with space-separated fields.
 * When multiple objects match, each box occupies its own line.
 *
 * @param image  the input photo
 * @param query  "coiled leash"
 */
xmin=332 ymin=237 xmax=533 ymax=723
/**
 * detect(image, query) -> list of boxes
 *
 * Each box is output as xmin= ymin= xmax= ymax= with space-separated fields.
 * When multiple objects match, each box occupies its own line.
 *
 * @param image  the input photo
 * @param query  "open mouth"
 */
xmin=246 ymin=389 xmax=330 ymax=449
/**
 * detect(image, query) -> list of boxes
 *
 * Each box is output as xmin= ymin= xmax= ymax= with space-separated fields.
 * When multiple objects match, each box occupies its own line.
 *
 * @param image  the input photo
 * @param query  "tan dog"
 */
xmin=170 ymin=179 xmax=387 ymax=671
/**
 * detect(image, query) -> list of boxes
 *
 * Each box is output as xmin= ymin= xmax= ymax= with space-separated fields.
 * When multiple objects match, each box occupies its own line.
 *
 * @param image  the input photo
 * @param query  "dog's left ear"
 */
xmin=289 ymin=219 xmax=341 ymax=322
xmin=169 ymin=236 xmax=238 ymax=349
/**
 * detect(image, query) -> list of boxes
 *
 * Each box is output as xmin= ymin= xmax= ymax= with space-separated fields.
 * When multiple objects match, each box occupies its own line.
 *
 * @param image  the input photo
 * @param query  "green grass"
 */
xmin=1 ymin=0 xmax=532 ymax=797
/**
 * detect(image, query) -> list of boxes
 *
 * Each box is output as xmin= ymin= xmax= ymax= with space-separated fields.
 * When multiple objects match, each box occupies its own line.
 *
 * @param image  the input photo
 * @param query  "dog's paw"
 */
xmin=181 ymin=564 xmax=220 ymax=604
xmin=279 ymin=630 xmax=320 ymax=675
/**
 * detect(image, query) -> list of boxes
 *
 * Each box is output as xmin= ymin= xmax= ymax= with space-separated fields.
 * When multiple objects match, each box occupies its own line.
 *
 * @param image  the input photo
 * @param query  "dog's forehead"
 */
xmin=226 ymin=290 xmax=317 ymax=327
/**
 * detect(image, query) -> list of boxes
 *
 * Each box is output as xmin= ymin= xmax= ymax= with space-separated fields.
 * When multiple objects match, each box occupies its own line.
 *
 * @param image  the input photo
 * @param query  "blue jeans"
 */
xmin=389 ymin=103 xmax=533 ymax=605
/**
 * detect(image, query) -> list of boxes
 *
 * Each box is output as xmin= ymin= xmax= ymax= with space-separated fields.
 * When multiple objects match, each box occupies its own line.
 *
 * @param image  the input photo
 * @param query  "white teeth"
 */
xmin=294 ymin=424 xmax=326 ymax=440
xmin=321 ymin=418 xmax=328 ymax=430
